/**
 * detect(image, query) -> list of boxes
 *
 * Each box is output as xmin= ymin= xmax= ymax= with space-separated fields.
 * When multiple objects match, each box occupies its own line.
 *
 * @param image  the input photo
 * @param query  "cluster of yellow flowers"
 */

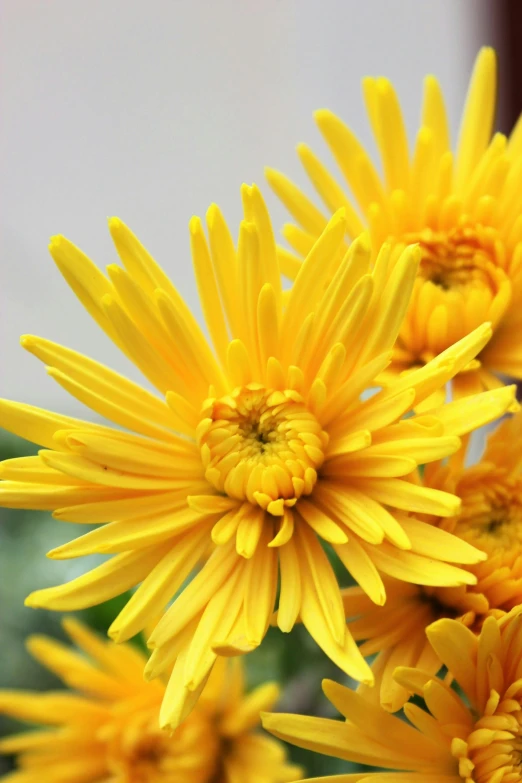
xmin=2 ymin=47 xmax=522 ymax=782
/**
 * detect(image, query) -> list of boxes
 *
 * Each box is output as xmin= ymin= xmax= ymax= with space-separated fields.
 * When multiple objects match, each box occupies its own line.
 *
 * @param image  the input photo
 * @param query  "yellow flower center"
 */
xmin=197 ymin=383 xmax=328 ymax=515
xmin=395 ymin=223 xmax=511 ymax=363
xmin=126 ymin=735 xmax=169 ymax=782
xmin=455 ymin=479 xmax=522 ymax=555
xmin=431 ymin=475 xmax=522 ymax=621
xmin=107 ymin=709 xmax=219 ymax=783
xmin=454 ymin=694 xmax=522 ymax=782
xmin=418 ymin=228 xmax=497 ymax=289
xmin=414 ymin=582 xmax=488 ymax=634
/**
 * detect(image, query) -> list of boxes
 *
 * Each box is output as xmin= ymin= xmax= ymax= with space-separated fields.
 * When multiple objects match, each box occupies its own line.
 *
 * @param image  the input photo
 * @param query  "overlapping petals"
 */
xmin=0 ymin=185 xmax=515 ymax=728
xmin=267 ymin=47 xmax=522 ymax=397
xmin=342 ymin=410 xmax=522 ymax=712
xmin=263 ymin=608 xmax=522 ymax=782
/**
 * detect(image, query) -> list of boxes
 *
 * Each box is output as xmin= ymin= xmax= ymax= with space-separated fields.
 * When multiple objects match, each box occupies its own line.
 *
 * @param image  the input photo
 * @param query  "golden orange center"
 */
xmin=455 ymin=479 xmax=522 ymax=555
xmin=128 ymin=735 xmax=169 ymax=782
xmin=454 ymin=696 xmax=522 ymax=782
xmin=395 ymin=223 xmax=511 ymax=363
xmin=197 ymin=383 xmax=327 ymax=515
xmin=428 ymin=475 xmax=522 ymax=620
xmin=417 ymin=228 xmax=498 ymax=289
xmin=106 ymin=710 xmax=219 ymax=783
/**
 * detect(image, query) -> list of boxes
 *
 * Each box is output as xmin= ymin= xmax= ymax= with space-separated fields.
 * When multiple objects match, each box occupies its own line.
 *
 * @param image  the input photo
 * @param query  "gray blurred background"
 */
xmin=0 ymin=0 xmax=504 ymax=776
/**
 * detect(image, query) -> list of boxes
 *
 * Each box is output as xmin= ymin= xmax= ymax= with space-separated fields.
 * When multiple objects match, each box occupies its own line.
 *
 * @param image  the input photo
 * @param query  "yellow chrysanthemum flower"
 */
xmin=342 ymin=410 xmax=522 ymax=712
xmin=0 ymin=618 xmax=301 ymax=783
xmin=263 ymin=607 xmax=522 ymax=782
xmin=0 ymin=187 xmax=516 ymax=728
xmin=267 ymin=47 xmax=522 ymax=398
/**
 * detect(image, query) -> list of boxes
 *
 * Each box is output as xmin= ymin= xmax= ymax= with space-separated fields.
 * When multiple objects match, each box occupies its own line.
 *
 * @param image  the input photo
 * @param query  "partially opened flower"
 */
xmin=263 ymin=607 xmax=522 ymax=782
xmin=267 ymin=47 xmax=522 ymax=397
xmin=0 ymin=618 xmax=300 ymax=783
xmin=342 ymin=410 xmax=522 ymax=712
xmin=0 ymin=186 xmax=515 ymax=727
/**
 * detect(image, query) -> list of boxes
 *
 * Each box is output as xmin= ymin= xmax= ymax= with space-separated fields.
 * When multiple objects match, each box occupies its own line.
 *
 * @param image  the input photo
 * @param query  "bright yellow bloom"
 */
xmin=342 ymin=411 xmax=522 ymax=712
xmin=0 ymin=187 xmax=516 ymax=728
xmin=267 ymin=47 xmax=522 ymax=398
xmin=263 ymin=607 xmax=522 ymax=782
xmin=0 ymin=619 xmax=301 ymax=783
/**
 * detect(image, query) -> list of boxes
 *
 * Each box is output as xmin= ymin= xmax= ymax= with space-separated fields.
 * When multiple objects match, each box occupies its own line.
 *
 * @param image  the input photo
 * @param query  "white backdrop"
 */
xmin=1 ymin=0 xmax=495 ymax=415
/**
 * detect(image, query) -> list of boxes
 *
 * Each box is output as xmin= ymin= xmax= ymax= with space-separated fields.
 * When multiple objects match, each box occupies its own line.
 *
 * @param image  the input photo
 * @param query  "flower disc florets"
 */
xmin=105 ymin=705 xmax=217 ymax=783
xmin=453 ymin=475 xmax=522 ymax=555
xmin=262 ymin=610 xmax=522 ymax=783
xmin=455 ymin=696 xmax=522 ymax=782
xmin=197 ymin=384 xmax=327 ymax=514
xmin=398 ymin=222 xmax=510 ymax=363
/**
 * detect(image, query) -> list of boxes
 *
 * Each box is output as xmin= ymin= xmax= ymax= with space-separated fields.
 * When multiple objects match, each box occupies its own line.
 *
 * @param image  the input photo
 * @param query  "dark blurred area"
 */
xmin=494 ymin=0 xmax=522 ymax=136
